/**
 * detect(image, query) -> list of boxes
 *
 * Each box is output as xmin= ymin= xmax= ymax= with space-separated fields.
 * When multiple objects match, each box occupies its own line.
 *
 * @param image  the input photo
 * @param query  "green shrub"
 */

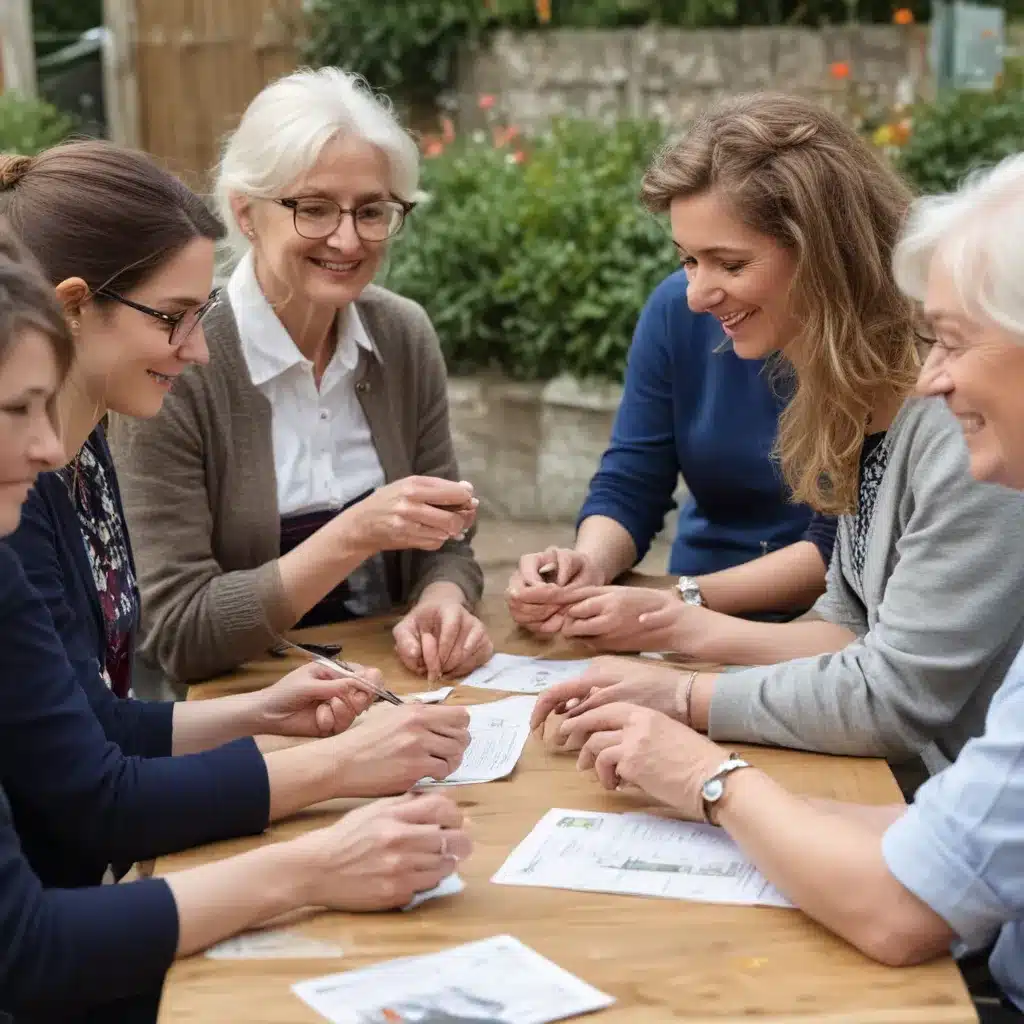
xmin=384 ymin=118 xmax=674 ymax=382
xmin=0 ymin=92 xmax=76 ymax=156
xmin=897 ymin=81 xmax=1024 ymax=195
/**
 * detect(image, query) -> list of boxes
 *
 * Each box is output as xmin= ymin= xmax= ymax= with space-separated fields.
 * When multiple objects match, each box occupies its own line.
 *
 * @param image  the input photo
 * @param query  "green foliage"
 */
xmin=897 ymin=77 xmax=1024 ymax=195
xmin=383 ymin=119 xmax=674 ymax=382
xmin=31 ymin=0 xmax=102 ymax=36
xmin=0 ymin=92 xmax=76 ymax=156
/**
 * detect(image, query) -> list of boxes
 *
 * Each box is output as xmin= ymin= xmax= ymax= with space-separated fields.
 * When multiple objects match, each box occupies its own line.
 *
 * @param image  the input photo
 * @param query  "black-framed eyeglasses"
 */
xmin=95 ymin=287 xmax=220 ymax=345
xmin=273 ymin=196 xmax=415 ymax=242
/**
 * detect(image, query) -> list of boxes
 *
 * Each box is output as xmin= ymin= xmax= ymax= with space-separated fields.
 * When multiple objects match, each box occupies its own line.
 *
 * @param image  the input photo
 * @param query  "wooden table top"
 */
xmin=155 ymin=581 xmax=976 ymax=1023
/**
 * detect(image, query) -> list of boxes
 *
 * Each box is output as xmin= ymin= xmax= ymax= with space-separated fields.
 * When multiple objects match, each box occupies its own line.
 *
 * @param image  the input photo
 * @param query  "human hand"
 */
xmin=529 ymin=655 xmax=689 ymax=733
xmin=334 ymin=476 xmax=478 ymax=557
xmin=332 ymin=702 xmax=471 ymax=795
xmin=561 ymin=585 xmax=706 ymax=654
xmin=568 ymin=702 xmax=727 ymax=818
xmin=253 ymin=662 xmax=378 ymax=737
xmin=506 ymin=547 xmax=605 ymax=634
xmin=294 ymin=792 xmax=472 ymax=911
xmin=393 ymin=598 xmax=493 ymax=682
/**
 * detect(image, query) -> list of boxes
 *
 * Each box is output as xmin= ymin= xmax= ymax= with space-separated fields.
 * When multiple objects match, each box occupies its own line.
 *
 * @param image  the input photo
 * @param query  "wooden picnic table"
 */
xmin=153 ymin=577 xmax=976 ymax=1023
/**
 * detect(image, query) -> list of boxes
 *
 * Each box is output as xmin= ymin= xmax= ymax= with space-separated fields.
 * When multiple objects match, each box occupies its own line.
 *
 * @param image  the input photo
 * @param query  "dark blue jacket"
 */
xmin=579 ymin=272 xmax=836 ymax=575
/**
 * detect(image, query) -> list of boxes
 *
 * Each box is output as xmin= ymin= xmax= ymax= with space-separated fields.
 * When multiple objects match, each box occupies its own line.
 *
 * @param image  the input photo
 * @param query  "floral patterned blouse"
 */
xmin=59 ymin=430 xmax=140 ymax=698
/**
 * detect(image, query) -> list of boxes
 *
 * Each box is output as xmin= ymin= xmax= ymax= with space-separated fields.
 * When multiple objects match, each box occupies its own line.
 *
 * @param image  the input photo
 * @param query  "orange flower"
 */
xmin=441 ymin=116 xmax=455 ymax=143
xmin=478 ymin=94 xmax=496 ymax=111
xmin=424 ymin=139 xmax=444 ymax=158
xmin=535 ymin=0 xmax=551 ymax=23
xmin=829 ymin=61 xmax=851 ymax=80
xmin=893 ymin=8 xmax=914 ymax=25
xmin=892 ymin=119 xmax=911 ymax=145
xmin=510 ymin=150 xmax=526 ymax=164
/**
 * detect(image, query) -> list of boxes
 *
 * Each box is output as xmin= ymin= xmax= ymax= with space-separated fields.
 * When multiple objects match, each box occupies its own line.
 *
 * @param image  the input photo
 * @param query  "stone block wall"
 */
xmin=458 ymin=25 xmax=931 ymax=133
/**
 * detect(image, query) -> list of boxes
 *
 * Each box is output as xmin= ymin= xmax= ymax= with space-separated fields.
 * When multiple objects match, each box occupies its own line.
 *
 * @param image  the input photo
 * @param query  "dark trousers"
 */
xmin=958 ymin=948 xmax=1023 ymax=1022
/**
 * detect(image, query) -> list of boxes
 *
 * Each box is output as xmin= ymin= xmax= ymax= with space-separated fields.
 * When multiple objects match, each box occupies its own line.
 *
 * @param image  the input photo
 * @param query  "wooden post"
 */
xmin=102 ymin=0 xmax=141 ymax=147
xmin=0 ymin=0 xmax=38 ymax=99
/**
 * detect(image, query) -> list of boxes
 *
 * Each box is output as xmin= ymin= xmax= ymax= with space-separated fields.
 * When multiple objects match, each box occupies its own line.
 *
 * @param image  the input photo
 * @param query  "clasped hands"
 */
xmin=506 ymin=546 xmax=710 ymax=657
xmin=527 ymin=656 xmax=728 ymax=821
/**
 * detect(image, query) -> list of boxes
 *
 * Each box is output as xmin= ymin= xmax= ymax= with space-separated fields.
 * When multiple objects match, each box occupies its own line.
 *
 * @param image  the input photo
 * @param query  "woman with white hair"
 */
xmin=548 ymin=153 xmax=1024 ymax=1022
xmin=111 ymin=68 xmax=492 ymax=684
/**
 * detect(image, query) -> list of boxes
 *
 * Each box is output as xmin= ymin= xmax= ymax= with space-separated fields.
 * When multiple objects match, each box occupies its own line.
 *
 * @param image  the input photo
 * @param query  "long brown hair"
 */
xmin=0 ymin=142 xmax=222 ymax=301
xmin=641 ymin=93 xmax=919 ymax=515
xmin=0 ymin=225 xmax=73 ymax=393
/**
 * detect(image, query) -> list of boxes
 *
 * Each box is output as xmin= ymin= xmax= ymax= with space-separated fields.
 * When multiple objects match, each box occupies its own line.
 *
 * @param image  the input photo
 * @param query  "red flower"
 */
xmin=441 ymin=116 xmax=456 ymax=143
xmin=478 ymin=94 xmax=496 ymax=111
xmin=893 ymin=8 xmax=914 ymax=25
xmin=510 ymin=150 xmax=526 ymax=164
xmin=424 ymin=139 xmax=444 ymax=158
xmin=535 ymin=0 xmax=552 ymax=23
xmin=829 ymin=61 xmax=851 ymax=80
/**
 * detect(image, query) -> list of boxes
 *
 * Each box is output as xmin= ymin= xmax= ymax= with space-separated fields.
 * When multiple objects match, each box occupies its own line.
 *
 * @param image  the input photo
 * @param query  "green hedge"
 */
xmin=384 ymin=118 xmax=674 ymax=382
xmin=0 ymin=92 xmax=76 ymax=156
xmin=897 ymin=77 xmax=1024 ymax=195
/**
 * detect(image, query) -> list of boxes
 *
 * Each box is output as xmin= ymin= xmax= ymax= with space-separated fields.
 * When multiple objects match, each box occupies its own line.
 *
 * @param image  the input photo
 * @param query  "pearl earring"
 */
xmin=70 ymin=320 xmax=80 ymax=330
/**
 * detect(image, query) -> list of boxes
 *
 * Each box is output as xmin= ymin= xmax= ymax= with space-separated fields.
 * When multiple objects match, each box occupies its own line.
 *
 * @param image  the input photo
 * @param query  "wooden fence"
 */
xmin=103 ymin=0 xmax=301 ymax=191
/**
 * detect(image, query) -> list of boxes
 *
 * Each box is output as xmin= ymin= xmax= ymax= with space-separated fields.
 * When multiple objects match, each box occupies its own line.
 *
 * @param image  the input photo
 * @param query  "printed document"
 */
xmin=460 ymin=654 xmax=591 ymax=694
xmin=492 ymin=808 xmax=792 ymax=908
xmin=402 ymin=872 xmax=465 ymax=911
xmin=420 ymin=695 xmax=536 ymax=786
xmin=292 ymin=934 xmax=614 ymax=1024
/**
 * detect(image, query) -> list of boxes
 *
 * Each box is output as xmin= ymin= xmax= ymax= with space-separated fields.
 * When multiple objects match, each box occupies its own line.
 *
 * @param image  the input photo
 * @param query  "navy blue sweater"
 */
xmin=579 ymin=272 xmax=836 ymax=575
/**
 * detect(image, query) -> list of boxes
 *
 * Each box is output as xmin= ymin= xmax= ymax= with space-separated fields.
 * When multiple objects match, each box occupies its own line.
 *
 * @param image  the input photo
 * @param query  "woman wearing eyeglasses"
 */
xmin=108 ymin=68 xmax=491 ymax=687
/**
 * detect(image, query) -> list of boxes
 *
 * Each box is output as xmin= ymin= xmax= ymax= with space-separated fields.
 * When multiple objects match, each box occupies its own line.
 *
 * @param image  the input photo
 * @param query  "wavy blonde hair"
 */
xmin=641 ymin=93 xmax=919 ymax=515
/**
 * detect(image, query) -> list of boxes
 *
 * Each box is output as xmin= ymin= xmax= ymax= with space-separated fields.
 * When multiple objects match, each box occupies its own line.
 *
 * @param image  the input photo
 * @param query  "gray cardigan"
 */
xmin=709 ymin=396 xmax=1024 ymax=763
xmin=109 ymin=285 xmax=483 ymax=683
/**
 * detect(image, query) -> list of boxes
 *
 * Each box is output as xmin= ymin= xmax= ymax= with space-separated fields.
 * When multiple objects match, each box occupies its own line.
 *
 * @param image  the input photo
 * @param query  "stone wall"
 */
xmin=458 ymin=25 xmax=931 ymax=133
xmin=448 ymin=374 xmax=684 ymax=528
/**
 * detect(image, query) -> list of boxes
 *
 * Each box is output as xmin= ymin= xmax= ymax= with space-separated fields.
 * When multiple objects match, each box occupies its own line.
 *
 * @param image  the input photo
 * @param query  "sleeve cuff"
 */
xmin=883 ymin=808 xmax=1007 ymax=952
xmin=706 ymin=667 xmax=763 ymax=741
xmin=133 ymin=701 xmax=175 ymax=758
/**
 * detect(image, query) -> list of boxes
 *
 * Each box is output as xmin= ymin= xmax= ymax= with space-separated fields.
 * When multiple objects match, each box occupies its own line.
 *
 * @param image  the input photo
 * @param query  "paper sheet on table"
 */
xmin=460 ymin=654 xmax=592 ymax=694
xmin=402 ymin=871 xmax=465 ymax=910
xmin=406 ymin=686 xmax=455 ymax=704
xmin=492 ymin=808 xmax=792 ymax=909
xmin=205 ymin=929 xmax=343 ymax=960
xmin=291 ymin=934 xmax=614 ymax=1024
xmin=419 ymin=696 xmax=536 ymax=787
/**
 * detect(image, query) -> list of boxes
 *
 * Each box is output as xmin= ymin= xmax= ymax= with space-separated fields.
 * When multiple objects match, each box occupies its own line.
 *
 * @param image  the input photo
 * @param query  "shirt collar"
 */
xmin=227 ymin=252 xmax=379 ymax=388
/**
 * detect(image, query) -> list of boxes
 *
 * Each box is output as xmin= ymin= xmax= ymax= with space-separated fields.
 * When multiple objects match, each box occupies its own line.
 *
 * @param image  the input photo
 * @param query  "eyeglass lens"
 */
xmin=291 ymin=199 xmax=405 ymax=241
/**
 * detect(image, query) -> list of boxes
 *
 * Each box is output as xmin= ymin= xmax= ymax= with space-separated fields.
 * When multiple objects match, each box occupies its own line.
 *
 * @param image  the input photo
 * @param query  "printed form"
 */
xmin=419 ymin=695 xmax=537 ymax=786
xmin=460 ymin=654 xmax=592 ymax=694
xmin=492 ymin=808 xmax=792 ymax=909
xmin=292 ymin=934 xmax=614 ymax=1024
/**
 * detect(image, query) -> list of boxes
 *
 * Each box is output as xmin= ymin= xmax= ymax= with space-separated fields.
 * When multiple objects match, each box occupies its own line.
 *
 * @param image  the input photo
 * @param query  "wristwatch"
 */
xmin=700 ymin=753 xmax=752 ymax=825
xmin=676 ymin=575 xmax=705 ymax=606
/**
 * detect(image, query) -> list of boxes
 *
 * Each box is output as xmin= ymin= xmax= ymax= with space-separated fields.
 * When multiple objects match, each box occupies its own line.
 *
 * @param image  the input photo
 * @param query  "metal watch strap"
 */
xmin=700 ymin=753 xmax=751 ymax=825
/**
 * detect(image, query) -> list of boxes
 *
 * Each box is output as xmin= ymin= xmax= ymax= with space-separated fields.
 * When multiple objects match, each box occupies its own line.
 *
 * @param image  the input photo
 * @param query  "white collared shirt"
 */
xmin=228 ymin=253 xmax=386 ymax=517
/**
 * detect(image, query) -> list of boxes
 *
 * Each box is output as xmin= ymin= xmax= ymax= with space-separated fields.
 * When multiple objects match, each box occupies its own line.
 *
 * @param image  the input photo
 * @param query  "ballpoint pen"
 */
xmin=273 ymin=635 xmax=404 ymax=705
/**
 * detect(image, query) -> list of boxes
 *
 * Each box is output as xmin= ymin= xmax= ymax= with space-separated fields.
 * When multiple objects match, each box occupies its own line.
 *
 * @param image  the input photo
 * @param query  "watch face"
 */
xmin=703 ymin=778 xmax=725 ymax=802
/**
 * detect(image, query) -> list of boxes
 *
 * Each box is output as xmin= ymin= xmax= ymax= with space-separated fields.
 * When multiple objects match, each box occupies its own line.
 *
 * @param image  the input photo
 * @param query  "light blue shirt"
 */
xmin=883 ymin=643 xmax=1024 ymax=1010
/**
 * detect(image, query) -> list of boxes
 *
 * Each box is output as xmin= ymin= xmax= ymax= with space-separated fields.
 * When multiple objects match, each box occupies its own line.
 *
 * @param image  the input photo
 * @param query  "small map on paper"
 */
xmin=492 ymin=808 xmax=792 ymax=909
xmin=460 ymin=654 xmax=592 ymax=694
xmin=419 ymin=696 xmax=536 ymax=787
xmin=402 ymin=872 xmax=465 ymax=911
xmin=205 ymin=929 xmax=343 ymax=960
xmin=291 ymin=934 xmax=614 ymax=1024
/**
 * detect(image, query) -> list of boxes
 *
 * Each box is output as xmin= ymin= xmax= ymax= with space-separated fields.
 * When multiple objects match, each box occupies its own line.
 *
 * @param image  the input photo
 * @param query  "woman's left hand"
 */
xmin=393 ymin=599 xmax=494 ymax=681
xmin=255 ymin=663 xmax=378 ymax=737
xmin=565 ymin=702 xmax=727 ymax=818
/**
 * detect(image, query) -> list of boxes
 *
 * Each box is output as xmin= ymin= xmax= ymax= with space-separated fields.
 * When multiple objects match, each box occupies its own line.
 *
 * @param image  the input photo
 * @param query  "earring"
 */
xmin=70 ymin=320 xmax=80 ymax=330
xmin=245 ymin=229 xmax=255 ymax=240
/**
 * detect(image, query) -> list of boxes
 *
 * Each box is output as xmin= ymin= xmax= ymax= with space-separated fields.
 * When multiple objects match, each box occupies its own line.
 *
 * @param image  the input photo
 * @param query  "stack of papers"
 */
xmin=419 ymin=695 xmax=536 ymax=787
xmin=492 ymin=808 xmax=792 ymax=908
xmin=292 ymin=934 xmax=614 ymax=1024
xmin=460 ymin=654 xmax=592 ymax=694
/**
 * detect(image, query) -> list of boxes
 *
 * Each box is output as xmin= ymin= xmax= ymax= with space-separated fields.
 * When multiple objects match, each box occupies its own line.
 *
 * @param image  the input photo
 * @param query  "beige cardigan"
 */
xmin=109 ymin=285 xmax=483 ymax=683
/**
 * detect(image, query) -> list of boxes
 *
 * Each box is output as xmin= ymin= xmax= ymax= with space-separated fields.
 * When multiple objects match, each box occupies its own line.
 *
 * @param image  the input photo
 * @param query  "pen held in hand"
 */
xmin=274 ymin=635 xmax=404 ymax=705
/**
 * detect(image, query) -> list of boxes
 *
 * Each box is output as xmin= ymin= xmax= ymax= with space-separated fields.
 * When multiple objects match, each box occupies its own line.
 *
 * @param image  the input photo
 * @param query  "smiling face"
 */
xmin=669 ymin=190 xmax=801 ymax=360
xmin=917 ymin=256 xmax=1024 ymax=489
xmin=239 ymin=133 xmax=394 ymax=311
xmin=0 ymin=328 xmax=65 ymax=534
xmin=71 ymin=237 xmax=215 ymax=419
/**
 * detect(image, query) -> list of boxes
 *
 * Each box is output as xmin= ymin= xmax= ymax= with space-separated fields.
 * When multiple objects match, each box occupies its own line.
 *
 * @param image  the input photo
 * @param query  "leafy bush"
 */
xmin=896 ymin=79 xmax=1024 ymax=195
xmin=0 ymin=92 xmax=76 ymax=156
xmin=384 ymin=118 xmax=674 ymax=382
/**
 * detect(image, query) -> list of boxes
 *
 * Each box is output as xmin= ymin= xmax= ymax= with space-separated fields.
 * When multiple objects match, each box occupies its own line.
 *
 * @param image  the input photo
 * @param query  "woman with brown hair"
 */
xmin=532 ymin=93 xmax=1024 ymax=776
xmin=0 ymin=227 xmax=472 ymax=1024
